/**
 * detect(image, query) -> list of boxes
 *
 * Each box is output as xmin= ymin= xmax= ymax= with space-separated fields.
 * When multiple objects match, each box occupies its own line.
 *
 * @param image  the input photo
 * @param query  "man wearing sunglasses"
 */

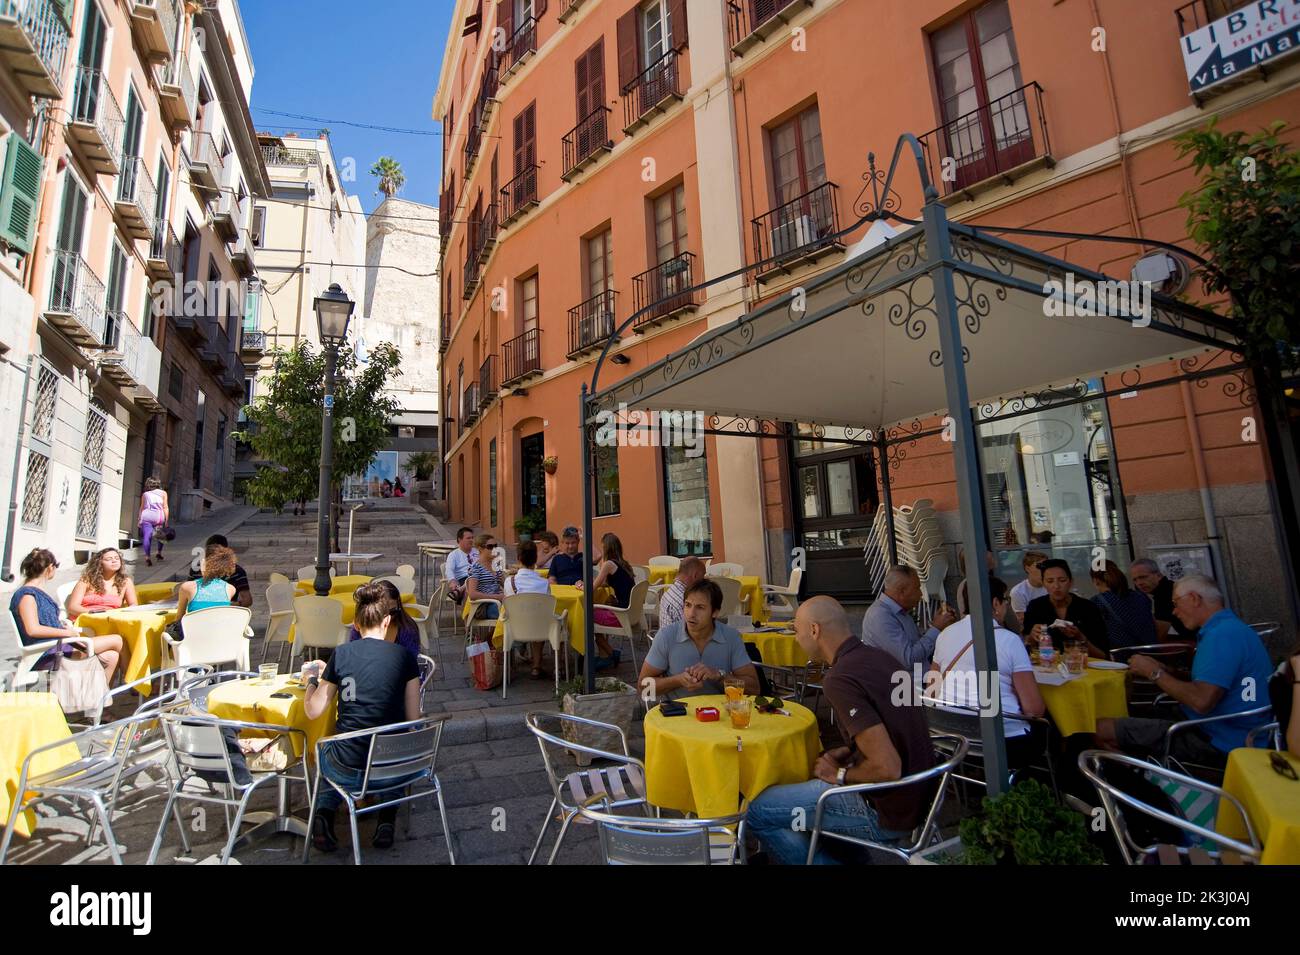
xmin=1097 ymin=574 xmax=1273 ymax=769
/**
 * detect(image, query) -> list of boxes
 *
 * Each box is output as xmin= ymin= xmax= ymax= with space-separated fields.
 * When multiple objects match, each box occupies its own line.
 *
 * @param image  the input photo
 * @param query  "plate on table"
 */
xmin=1088 ymin=660 xmax=1129 ymax=670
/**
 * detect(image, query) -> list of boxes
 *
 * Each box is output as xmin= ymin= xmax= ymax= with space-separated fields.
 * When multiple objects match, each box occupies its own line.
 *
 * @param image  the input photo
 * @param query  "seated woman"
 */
xmin=584 ymin=532 xmax=633 ymax=672
xmin=1021 ymin=558 xmax=1109 ymax=658
xmin=465 ymin=533 xmax=503 ymax=620
xmin=508 ymin=541 xmax=555 ymax=680
xmin=66 ymin=548 xmax=138 ymax=617
xmin=347 ymin=579 xmax=420 ymax=658
xmin=534 ymin=531 xmax=558 ymax=571
xmin=304 ymin=582 xmax=422 ymax=852
xmin=1090 ymin=560 xmax=1156 ymax=650
xmin=928 ymin=577 xmax=1046 ymax=770
xmin=175 ymin=546 xmax=238 ymax=621
xmin=9 ymin=548 xmax=122 ymax=682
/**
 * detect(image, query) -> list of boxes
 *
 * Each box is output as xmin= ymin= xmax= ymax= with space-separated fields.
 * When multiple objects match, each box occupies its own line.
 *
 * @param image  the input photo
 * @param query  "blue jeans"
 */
xmin=314 ymin=744 xmax=422 ymax=815
xmin=745 ymin=779 xmax=907 ymax=865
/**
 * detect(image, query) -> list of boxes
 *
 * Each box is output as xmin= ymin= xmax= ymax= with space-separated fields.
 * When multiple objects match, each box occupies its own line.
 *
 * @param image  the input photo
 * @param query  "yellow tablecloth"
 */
xmin=288 ymin=592 xmax=414 ymax=644
xmin=1037 ymin=667 xmax=1129 ymax=736
xmin=743 ymin=628 xmax=807 ymax=667
xmin=1218 ymin=748 xmax=1300 ymax=864
xmin=205 ymin=674 xmax=337 ymax=760
xmin=644 ymin=694 xmax=820 ymax=817
xmin=648 ymin=566 xmax=678 ymax=588
xmin=78 ymin=607 xmax=178 ymax=696
xmin=296 ymin=574 xmax=374 ymax=596
xmin=737 ymin=576 xmax=770 ymax=625
xmin=134 ymin=582 xmax=178 ymax=604
xmin=0 ymin=694 xmax=79 ymax=837
xmin=486 ymin=584 xmax=612 ymax=654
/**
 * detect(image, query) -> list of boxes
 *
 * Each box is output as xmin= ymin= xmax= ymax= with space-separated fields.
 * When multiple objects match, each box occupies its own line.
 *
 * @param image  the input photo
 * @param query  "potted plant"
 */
xmin=405 ymin=451 xmax=439 ymax=502
xmin=556 ymin=675 xmax=638 ymax=767
xmin=542 ymin=454 xmax=558 ymax=475
xmin=513 ymin=509 xmax=544 ymax=542
xmin=911 ymin=779 xmax=1104 ymax=865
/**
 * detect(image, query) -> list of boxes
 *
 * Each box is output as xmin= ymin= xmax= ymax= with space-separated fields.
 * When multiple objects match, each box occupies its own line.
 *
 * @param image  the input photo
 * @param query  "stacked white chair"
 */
xmin=863 ymin=499 xmax=947 ymax=630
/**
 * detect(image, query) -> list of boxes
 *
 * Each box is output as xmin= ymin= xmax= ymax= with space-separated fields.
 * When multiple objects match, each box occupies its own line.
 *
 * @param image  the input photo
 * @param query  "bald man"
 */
xmin=745 ymin=596 xmax=937 ymax=864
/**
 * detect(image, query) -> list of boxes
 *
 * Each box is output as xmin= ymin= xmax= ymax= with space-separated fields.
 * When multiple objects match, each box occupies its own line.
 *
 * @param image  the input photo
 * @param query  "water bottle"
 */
xmin=1038 ymin=629 xmax=1056 ymax=668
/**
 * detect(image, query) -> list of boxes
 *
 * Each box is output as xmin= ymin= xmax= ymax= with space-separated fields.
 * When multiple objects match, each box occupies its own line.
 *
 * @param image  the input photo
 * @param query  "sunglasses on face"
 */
xmin=1269 ymin=751 xmax=1298 ymax=781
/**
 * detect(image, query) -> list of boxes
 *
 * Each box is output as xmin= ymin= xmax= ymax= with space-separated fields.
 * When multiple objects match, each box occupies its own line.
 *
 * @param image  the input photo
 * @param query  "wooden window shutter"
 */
xmin=575 ymin=51 xmax=589 ymax=119
xmin=669 ymin=0 xmax=688 ymax=47
xmin=0 ymin=135 xmax=44 ymax=255
xmin=616 ymin=6 xmax=640 ymax=90
xmin=535 ymin=0 xmax=547 ymax=16
xmin=513 ymin=111 xmax=526 ymax=173
xmin=497 ymin=0 xmax=513 ymax=45
xmin=525 ymin=103 xmax=536 ymax=164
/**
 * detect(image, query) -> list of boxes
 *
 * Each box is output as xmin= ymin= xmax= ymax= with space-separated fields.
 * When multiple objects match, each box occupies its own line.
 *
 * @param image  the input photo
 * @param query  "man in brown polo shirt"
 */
xmin=745 ymin=596 xmax=936 ymax=864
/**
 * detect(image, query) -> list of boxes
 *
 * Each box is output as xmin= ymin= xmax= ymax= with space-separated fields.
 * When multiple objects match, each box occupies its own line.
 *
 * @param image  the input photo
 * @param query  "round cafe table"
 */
xmin=1217 ymin=748 xmax=1300 ymax=865
xmin=296 ymin=574 xmax=373 ymax=596
xmin=0 ymin=693 xmax=79 ymax=837
xmin=1036 ymin=666 xmax=1129 ymax=736
xmin=78 ymin=606 xmax=179 ymax=696
xmin=134 ymin=581 xmax=179 ymax=604
xmin=205 ymin=674 xmax=336 ymax=760
xmin=743 ymin=628 xmax=808 ymax=667
xmin=644 ymin=694 xmax=820 ymax=818
xmin=648 ymin=566 xmax=677 ymax=588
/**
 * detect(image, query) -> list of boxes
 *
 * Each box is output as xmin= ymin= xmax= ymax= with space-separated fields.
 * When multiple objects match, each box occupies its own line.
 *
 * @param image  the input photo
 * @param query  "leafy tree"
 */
xmin=237 ymin=341 xmax=402 ymax=538
xmin=370 ymin=156 xmax=406 ymax=199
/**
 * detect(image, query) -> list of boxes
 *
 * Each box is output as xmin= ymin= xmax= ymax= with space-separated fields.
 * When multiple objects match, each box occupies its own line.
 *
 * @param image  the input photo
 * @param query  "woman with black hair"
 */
xmin=1021 ymin=558 xmax=1108 ymax=658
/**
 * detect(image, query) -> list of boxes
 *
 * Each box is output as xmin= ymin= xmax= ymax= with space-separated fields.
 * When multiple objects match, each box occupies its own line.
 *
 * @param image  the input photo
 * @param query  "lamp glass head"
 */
xmin=314 ymin=283 xmax=354 ymax=344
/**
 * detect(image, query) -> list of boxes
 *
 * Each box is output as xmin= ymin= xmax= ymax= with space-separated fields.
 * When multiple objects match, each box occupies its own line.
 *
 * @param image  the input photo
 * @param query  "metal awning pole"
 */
xmin=876 ymin=435 xmax=898 ymax=566
xmin=923 ymin=192 xmax=1009 ymax=795
xmin=580 ymin=385 xmax=596 ymax=694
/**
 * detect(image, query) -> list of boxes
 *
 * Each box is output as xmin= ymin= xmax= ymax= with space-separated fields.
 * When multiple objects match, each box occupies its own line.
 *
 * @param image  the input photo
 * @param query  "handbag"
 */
xmin=162 ymin=526 xmax=176 ymax=541
xmin=238 ymin=734 xmax=296 ymax=772
xmin=467 ymin=638 xmax=503 ymax=691
xmin=50 ymin=643 xmax=109 ymax=716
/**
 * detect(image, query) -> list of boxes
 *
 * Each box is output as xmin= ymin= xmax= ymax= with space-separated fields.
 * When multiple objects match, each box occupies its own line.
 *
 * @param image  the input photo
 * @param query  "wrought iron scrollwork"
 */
xmin=705 ymin=416 xmax=785 ymax=437
xmin=853 ymin=152 xmax=903 ymax=220
xmin=976 ymin=379 xmax=1091 ymax=421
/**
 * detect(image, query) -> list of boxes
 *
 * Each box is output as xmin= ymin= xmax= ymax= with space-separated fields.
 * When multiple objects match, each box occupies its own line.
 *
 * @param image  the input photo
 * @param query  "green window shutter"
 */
xmin=54 ymin=0 xmax=75 ymax=28
xmin=0 ymin=134 xmax=45 ymax=256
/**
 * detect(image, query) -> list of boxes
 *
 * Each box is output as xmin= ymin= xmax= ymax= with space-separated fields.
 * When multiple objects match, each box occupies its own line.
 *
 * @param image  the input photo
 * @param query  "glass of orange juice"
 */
xmin=728 ymin=696 xmax=752 ymax=729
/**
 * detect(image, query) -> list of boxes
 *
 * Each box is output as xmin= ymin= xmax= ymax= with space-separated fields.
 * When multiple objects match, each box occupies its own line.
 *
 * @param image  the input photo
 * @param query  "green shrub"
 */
xmin=958 ymin=779 xmax=1103 ymax=865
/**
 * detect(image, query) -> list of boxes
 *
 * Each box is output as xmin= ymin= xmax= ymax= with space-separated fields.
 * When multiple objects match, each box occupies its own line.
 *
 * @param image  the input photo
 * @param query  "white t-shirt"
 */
xmin=1009 ymin=579 xmax=1046 ymax=615
xmin=930 ymin=616 xmax=1034 ymax=737
xmin=512 ymin=568 xmax=550 ymax=595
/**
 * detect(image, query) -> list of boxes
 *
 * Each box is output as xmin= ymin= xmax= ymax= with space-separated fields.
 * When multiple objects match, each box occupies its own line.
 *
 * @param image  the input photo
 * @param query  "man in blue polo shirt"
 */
xmin=1098 ymin=574 xmax=1272 ymax=767
xmin=638 ymin=579 xmax=759 ymax=700
xmin=548 ymin=526 xmax=586 ymax=586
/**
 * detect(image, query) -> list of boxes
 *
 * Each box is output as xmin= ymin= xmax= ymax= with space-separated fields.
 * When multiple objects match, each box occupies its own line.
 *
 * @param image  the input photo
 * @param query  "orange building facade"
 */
xmin=434 ymin=0 xmax=1300 ymax=632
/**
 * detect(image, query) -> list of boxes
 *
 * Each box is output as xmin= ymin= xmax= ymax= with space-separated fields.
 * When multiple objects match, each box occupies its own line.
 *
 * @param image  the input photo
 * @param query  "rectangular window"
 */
xmin=769 ymin=105 xmax=826 ymax=207
xmin=653 ymin=183 xmax=687 ymax=264
xmin=104 ymin=240 xmax=127 ymax=347
xmin=586 ymin=229 xmax=612 ymax=299
xmin=251 ymin=205 xmax=266 ymax=246
xmin=641 ymin=0 xmax=672 ymax=66
xmin=596 ymin=447 xmax=620 ymax=517
xmin=489 ymin=439 xmax=498 ymax=527
xmin=663 ymin=444 xmax=709 ymax=556
xmin=21 ymin=450 xmax=50 ymax=530
xmin=168 ymin=362 xmax=184 ymax=401
xmin=520 ymin=273 xmax=538 ymax=333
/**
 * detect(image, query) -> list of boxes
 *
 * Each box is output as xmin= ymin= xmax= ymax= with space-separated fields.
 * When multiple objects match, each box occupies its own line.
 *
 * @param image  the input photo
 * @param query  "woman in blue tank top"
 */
xmin=176 ymin=546 xmax=237 ymax=619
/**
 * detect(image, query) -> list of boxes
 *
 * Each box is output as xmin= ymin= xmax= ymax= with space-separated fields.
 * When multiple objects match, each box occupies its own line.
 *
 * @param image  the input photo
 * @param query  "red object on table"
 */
xmin=695 ymin=707 xmax=719 ymax=722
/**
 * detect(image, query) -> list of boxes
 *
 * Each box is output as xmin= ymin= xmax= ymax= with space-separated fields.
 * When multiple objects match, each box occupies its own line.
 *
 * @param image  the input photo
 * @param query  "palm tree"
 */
xmin=370 ymin=157 xmax=406 ymax=199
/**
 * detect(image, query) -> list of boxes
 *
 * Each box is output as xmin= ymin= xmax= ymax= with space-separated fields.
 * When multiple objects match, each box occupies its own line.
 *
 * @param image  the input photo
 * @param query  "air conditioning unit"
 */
xmin=771 ymin=214 xmax=817 ymax=259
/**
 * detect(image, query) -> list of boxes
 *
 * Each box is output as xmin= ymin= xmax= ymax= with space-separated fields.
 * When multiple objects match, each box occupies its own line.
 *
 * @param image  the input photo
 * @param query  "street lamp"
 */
xmin=312 ymin=283 xmax=354 ymax=597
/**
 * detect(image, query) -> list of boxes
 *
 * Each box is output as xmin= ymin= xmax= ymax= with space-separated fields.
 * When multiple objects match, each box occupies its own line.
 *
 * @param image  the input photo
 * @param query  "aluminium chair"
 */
xmin=1159 ymin=703 xmax=1272 ymax=781
xmin=921 ymin=699 xmax=1057 ymax=800
xmin=577 ymin=800 xmax=747 ymax=865
xmin=1245 ymin=721 xmax=1282 ymax=750
xmin=417 ymin=654 xmax=437 ymax=711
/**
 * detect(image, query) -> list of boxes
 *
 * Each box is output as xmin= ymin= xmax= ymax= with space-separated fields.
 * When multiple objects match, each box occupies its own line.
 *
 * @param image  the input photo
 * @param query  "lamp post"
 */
xmin=313 ymin=283 xmax=355 ymax=597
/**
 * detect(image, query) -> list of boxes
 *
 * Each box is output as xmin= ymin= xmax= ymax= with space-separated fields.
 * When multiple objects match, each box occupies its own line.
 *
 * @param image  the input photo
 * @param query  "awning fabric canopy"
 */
xmin=585 ymin=223 xmax=1241 ymax=432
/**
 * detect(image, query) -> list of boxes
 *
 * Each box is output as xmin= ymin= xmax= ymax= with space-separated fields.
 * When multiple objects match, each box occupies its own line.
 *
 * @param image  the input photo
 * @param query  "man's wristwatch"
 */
xmin=308 ymin=675 xmax=320 ymax=688
xmin=1149 ymin=667 xmax=1163 ymax=683
xmin=835 ymin=767 xmax=848 ymax=786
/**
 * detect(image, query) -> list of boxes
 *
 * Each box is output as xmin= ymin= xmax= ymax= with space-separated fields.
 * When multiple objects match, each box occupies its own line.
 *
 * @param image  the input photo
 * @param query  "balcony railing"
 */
xmin=69 ymin=66 xmax=125 ymax=174
xmin=633 ymin=251 xmax=699 ymax=330
xmin=465 ymin=123 xmax=483 ymax=173
xmin=474 ymin=200 xmax=498 ymax=262
xmin=261 ymin=143 xmax=318 ymax=168
xmin=621 ymin=48 xmax=683 ymax=133
xmin=567 ymin=289 xmax=618 ymax=358
xmin=462 ymin=382 xmax=481 ymax=425
xmin=242 ymin=330 xmax=265 ymax=354
xmin=439 ymin=310 xmax=452 ymax=352
xmin=188 ymin=129 xmax=224 ymax=191
xmin=157 ymin=53 xmax=196 ymax=129
xmin=919 ymin=81 xmax=1051 ymax=199
xmin=45 ymin=250 xmax=107 ymax=347
xmin=561 ymin=107 xmax=612 ymax=181
xmin=497 ymin=16 xmax=536 ymax=81
xmin=129 ymin=0 xmax=179 ymax=61
xmin=462 ymin=245 xmax=482 ymax=300
xmin=470 ymin=63 xmax=498 ymax=133
xmin=478 ymin=355 xmax=497 ymax=408
xmin=751 ymin=181 xmax=842 ymax=278
xmin=0 ymin=0 xmax=73 ymax=99
xmin=502 ymin=328 xmax=541 ymax=386
xmin=1174 ymin=0 xmax=1242 ymax=34
xmin=727 ymin=0 xmax=813 ymax=55
xmin=147 ymin=220 xmax=181 ymax=279
xmin=499 ymin=164 xmax=538 ymax=226
xmin=200 ymin=320 xmax=230 ymax=373
xmin=115 ymin=155 xmax=157 ymax=240
xmin=558 ymin=0 xmax=589 ymax=23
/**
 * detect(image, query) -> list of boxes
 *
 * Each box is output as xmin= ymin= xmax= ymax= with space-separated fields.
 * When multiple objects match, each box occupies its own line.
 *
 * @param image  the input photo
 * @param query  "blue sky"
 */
xmin=241 ymin=0 xmax=455 ymax=213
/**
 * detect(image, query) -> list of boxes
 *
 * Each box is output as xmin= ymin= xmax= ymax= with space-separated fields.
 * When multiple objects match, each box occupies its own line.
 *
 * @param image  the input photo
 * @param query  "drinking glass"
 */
xmin=258 ymin=663 xmax=279 ymax=685
xmin=728 ymin=697 xmax=752 ymax=729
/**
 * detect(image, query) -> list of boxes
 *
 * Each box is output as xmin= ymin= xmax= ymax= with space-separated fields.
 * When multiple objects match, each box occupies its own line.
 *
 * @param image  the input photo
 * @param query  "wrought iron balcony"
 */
xmin=752 ymin=181 xmax=842 ymax=280
xmin=474 ymin=200 xmax=499 ymax=263
xmin=129 ymin=0 xmax=178 ymax=61
xmin=633 ymin=252 xmax=699 ymax=331
xmin=462 ymin=245 xmax=482 ymax=300
xmin=561 ymin=107 xmax=612 ymax=181
xmin=1174 ymin=0 xmax=1238 ymax=34
xmin=170 ymin=309 xmax=210 ymax=346
xmin=188 ymin=129 xmax=224 ymax=192
xmin=478 ymin=355 xmax=497 ymax=409
xmin=44 ymin=250 xmax=107 ymax=347
xmin=557 ymin=0 xmax=589 ymax=24
xmin=622 ymin=49 xmax=683 ymax=134
xmin=99 ymin=315 xmax=163 ymax=410
xmin=469 ymin=63 xmax=498 ymax=136
xmin=241 ymin=329 xmax=265 ymax=357
xmin=464 ymin=122 xmax=484 ymax=175
xmin=0 ymin=0 xmax=72 ymax=99
xmin=502 ymin=328 xmax=541 ymax=386
xmin=147 ymin=220 xmax=181 ymax=280
xmin=567 ymin=289 xmax=618 ymax=359
xmin=261 ymin=143 xmax=318 ymax=168
xmin=496 ymin=16 xmax=536 ymax=84
xmin=439 ymin=310 xmax=452 ymax=352
xmin=114 ymin=155 xmax=157 ymax=240
xmin=727 ymin=0 xmax=813 ymax=56
xmin=918 ymin=81 xmax=1052 ymax=200
xmin=199 ymin=321 xmax=230 ymax=373
xmin=68 ymin=66 xmax=125 ymax=175
xmin=499 ymin=164 xmax=538 ymax=226
xmin=462 ymin=382 xmax=481 ymax=425
xmin=157 ymin=54 xmax=195 ymax=130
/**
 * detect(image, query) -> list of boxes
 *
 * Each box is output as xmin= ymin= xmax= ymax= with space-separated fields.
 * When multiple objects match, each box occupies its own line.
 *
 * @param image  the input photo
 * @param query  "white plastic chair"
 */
xmin=647 ymin=555 xmax=681 ymax=571
xmin=500 ymin=593 xmax=568 ymax=697
xmin=373 ymin=574 xmax=416 ymax=596
xmin=261 ymin=582 xmax=298 ymax=668
xmin=395 ymin=564 xmax=416 ymax=580
xmin=1 ymin=610 xmax=91 ymax=689
xmin=710 ymin=574 xmax=746 ymax=620
xmin=297 ymin=564 xmax=335 ymax=582
xmin=761 ymin=567 xmax=803 ymax=621
xmin=165 ymin=606 xmax=253 ymax=670
xmin=631 ymin=565 xmax=649 ymax=584
xmin=706 ymin=562 xmax=744 ymax=579
xmin=592 ymin=579 xmax=650 ymax=672
xmin=465 ymin=597 xmax=503 ymax=641
xmin=405 ymin=597 xmax=443 ymax=678
xmin=268 ymin=572 xmax=290 ymax=586
xmin=291 ymin=595 xmax=351 ymax=661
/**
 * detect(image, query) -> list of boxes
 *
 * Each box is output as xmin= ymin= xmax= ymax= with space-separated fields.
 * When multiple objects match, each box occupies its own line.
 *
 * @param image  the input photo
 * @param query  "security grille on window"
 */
xmin=77 ymin=398 xmax=107 ymax=540
xmin=21 ymin=452 xmax=49 ymax=529
xmin=22 ymin=363 xmax=59 ymax=529
xmin=77 ymin=476 xmax=99 ymax=539
xmin=31 ymin=364 xmax=58 ymax=442
xmin=84 ymin=400 xmax=108 ymax=472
